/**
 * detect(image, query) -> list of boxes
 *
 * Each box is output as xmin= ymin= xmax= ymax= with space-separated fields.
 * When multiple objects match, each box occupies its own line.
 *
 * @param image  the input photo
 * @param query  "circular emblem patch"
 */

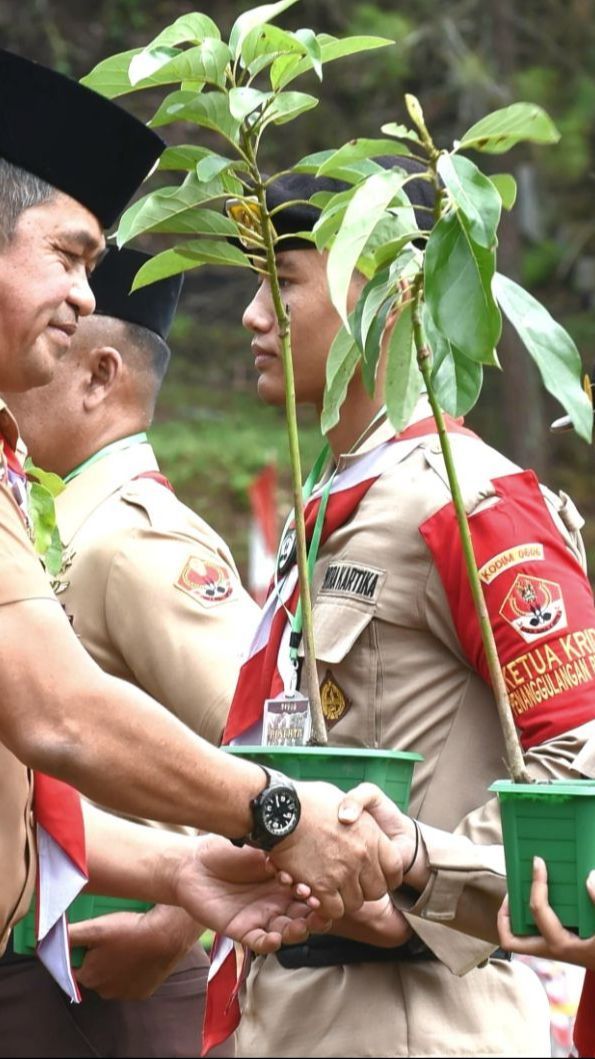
xmin=277 ymin=528 xmax=296 ymax=577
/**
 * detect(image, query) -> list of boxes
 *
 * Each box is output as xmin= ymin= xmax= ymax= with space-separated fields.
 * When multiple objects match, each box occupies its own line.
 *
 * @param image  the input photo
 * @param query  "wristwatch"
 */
xmin=232 ymin=767 xmax=301 ymax=851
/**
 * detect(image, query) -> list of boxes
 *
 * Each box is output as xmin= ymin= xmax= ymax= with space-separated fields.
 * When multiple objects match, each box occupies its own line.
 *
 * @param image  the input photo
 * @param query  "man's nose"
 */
xmin=242 ymin=285 xmax=271 ymax=333
xmin=69 ymin=268 xmax=96 ymax=318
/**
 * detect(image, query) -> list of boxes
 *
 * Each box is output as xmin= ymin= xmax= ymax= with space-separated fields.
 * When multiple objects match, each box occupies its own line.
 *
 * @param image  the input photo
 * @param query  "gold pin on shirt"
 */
xmin=320 ymin=670 xmax=351 ymax=727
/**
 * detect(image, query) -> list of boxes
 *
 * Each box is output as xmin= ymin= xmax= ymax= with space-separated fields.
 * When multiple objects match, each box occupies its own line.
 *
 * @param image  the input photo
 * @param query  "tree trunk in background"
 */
xmin=490 ymin=0 xmax=548 ymax=479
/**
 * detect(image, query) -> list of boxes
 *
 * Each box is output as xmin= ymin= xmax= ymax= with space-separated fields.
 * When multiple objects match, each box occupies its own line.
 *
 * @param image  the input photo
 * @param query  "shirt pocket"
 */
xmin=300 ymin=597 xmax=379 ymax=746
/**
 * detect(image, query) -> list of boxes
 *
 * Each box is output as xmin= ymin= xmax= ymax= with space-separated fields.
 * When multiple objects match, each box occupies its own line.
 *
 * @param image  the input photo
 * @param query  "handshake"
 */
xmin=163 ymin=780 xmax=425 ymax=955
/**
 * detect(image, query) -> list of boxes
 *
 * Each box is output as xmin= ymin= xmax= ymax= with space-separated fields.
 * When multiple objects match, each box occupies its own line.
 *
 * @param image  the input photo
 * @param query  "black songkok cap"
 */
xmin=0 ymin=50 xmax=165 ymax=229
xmin=91 ymin=248 xmax=183 ymax=341
xmin=264 ymin=155 xmax=436 ymax=251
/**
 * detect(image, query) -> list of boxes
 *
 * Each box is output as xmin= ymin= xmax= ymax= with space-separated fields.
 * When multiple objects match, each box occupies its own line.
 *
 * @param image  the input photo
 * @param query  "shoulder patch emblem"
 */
xmin=176 ymin=557 xmax=234 ymax=606
xmin=499 ymin=574 xmax=567 ymax=643
xmin=320 ymin=670 xmax=351 ymax=728
xmin=320 ymin=562 xmax=384 ymax=603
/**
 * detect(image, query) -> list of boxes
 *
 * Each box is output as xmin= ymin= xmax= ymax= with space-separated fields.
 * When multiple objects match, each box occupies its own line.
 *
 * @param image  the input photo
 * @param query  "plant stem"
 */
xmin=245 ymin=143 xmax=327 ymax=745
xmin=411 ymin=280 xmax=530 ymax=783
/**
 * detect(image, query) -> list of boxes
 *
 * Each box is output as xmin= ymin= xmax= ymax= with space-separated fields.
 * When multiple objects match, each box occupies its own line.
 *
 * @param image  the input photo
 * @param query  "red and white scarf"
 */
xmin=2 ymin=435 xmax=88 ymax=1001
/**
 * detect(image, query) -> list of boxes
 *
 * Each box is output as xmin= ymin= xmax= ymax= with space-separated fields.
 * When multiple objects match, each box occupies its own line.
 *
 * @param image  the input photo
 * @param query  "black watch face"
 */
xmin=262 ymin=789 xmax=299 ymax=838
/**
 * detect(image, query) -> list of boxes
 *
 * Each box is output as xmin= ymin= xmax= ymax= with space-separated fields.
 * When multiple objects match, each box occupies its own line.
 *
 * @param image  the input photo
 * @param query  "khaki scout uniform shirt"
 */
xmin=0 ymin=402 xmax=57 ymax=955
xmin=53 ymin=441 xmax=260 ymax=824
xmin=238 ymin=402 xmax=592 ymax=1058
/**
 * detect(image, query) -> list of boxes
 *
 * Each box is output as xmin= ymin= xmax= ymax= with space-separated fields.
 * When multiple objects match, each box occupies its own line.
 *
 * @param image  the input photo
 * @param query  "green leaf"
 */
xmin=368 ymin=232 xmax=423 ymax=273
xmin=321 ymin=326 xmax=360 ymax=433
xmin=327 ymin=169 xmax=413 ymax=327
xmin=293 ymin=149 xmax=335 ymax=174
xmin=294 ymin=28 xmax=323 ymax=80
xmin=385 ymin=301 xmax=422 ymax=433
xmin=80 ymin=48 xmax=142 ymax=98
xmin=25 ymin=460 xmax=65 ymax=498
xmin=424 ymin=212 xmax=501 ymax=363
xmin=229 ymin=0 xmax=300 ymax=57
xmin=28 ymin=482 xmax=56 ymax=556
xmin=131 ymin=240 xmax=251 ymax=291
xmin=458 ymin=102 xmax=560 ymax=154
xmin=150 ymin=91 xmax=240 ymax=144
xmin=158 ymin=145 xmax=212 ymax=171
xmin=271 ymin=34 xmax=393 ymax=90
xmin=351 ymin=268 xmax=392 ymax=354
xmin=424 ymin=307 xmax=483 ymax=416
xmin=241 ymin=23 xmax=304 ymax=71
xmin=361 ymin=297 xmax=394 ymax=395
xmin=489 ymin=173 xmax=517 ymax=211
xmin=45 ymin=525 xmax=64 ymax=577
xmin=380 ymin=122 xmax=422 ymax=144
xmin=492 ymin=272 xmax=593 ymax=442
xmin=261 ymin=90 xmax=318 ymax=127
xmin=317 ymin=139 xmax=412 ymax=178
xmin=316 ymin=158 xmax=384 ymax=185
xmin=141 ymin=13 xmax=221 ymax=50
xmin=437 ymin=153 xmax=501 ymax=248
xmin=195 ymin=154 xmax=239 ymax=182
xmin=312 ymin=189 xmax=356 ymax=250
xmin=228 ymin=86 xmax=272 ymax=122
xmin=117 ymin=177 xmax=235 ymax=245
xmin=129 ymin=40 xmax=231 ymax=90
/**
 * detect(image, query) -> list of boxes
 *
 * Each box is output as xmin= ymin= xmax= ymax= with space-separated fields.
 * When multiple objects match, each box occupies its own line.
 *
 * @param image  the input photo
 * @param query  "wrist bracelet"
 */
xmin=403 ymin=818 xmax=420 ymax=876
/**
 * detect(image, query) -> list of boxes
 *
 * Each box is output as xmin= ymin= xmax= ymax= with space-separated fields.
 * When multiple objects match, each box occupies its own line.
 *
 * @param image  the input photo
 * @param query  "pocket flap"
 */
xmin=300 ymin=598 xmax=374 ymax=664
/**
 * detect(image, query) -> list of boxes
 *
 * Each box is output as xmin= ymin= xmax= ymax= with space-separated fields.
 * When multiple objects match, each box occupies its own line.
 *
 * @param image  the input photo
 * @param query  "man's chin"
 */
xmin=256 ymin=375 xmax=285 ymax=406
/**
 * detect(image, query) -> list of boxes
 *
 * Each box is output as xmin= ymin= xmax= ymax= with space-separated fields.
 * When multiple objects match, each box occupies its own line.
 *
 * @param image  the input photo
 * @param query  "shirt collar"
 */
xmin=57 ymin=441 xmax=159 ymax=545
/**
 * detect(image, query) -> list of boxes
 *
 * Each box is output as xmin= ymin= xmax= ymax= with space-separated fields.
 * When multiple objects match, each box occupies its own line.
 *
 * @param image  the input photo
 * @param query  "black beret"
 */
xmin=264 ymin=155 xmax=436 ymax=250
xmin=0 ymin=50 xmax=165 ymax=230
xmin=91 ymin=248 xmax=183 ymax=341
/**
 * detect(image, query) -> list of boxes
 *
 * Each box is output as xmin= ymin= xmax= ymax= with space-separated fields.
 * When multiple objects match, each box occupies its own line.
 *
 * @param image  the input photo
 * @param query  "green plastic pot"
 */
xmin=225 ymin=745 xmax=423 ymax=812
xmin=491 ymin=779 xmax=595 ymax=938
xmin=12 ymin=893 xmax=153 ymax=968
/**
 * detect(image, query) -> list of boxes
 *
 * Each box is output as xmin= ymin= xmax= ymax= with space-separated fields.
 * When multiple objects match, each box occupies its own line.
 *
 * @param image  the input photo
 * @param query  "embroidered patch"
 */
xmin=320 ymin=671 xmax=351 ymax=727
xmin=479 ymin=543 xmax=544 ymax=585
xmin=499 ymin=574 xmax=567 ymax=643
xmin=176 ymin=557 xmax=234 ymax=606
xmin=320 ymin=562 xmax=383 ymax=603
xmin=502 ymin=628 xmax=595 ymax=720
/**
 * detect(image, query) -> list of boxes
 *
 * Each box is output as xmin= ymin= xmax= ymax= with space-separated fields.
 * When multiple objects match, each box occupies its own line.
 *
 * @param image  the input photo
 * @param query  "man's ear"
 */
xmin=83 ymin=346 xmax=123 ymax=411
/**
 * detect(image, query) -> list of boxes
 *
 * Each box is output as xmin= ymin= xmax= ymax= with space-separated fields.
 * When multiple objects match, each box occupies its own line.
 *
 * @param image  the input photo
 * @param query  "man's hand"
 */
xmin=171 ymin=835 xmax=329 ymax=953
xmin=331 ymin=895 xmax=412 ymax=948
xmin=267 ymin=780 xmax=406 ymax=919
xmin=335 ymin=782 xmax=430 ymax=893
xmin=497 ymin=856 xmax=595 ymax=970
xmin=70 ymin=904 xmax=201 ymax=1000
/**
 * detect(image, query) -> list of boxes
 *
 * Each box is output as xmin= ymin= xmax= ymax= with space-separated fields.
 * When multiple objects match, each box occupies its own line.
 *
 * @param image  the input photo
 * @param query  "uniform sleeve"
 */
xmin=104 ymin=526 xmax=260 ymax=745
xmin=405 ymin=470 xmax=595 ymax=969
xmin=0 ymin=481 xmax=55 ymax=606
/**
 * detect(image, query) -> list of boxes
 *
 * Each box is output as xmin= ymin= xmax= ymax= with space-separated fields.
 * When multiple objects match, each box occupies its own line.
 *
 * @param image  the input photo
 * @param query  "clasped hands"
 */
xmin=174 ymin=781 xmax=426 ymax=956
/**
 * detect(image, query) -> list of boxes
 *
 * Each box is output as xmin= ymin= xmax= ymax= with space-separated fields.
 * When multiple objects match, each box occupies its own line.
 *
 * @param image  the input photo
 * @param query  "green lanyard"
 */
xmin=275 ymin=443 xmax=334 ymax=677
xmin=63 ymin=432 xmax=148 ymax=484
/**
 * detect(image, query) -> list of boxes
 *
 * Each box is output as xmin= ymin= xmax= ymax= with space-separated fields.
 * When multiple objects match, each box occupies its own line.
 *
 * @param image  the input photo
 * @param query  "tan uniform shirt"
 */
xmin=53 ymin=441 xmax=260 ymax=828
xmin=0 ymin=402 xmax=58 ymax=954
xmin=238 ymin=403 xmax=592 ymax=1058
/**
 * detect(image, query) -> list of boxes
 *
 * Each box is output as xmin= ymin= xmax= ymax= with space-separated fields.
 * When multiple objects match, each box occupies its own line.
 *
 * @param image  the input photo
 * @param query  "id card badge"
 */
xmin=263 ymin=693 xmax=312 ymax=746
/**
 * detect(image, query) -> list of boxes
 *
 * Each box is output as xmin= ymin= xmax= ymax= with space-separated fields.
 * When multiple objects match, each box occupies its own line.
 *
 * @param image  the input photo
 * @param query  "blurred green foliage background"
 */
xmin=2 ymin=0 xmax=594 ymax=575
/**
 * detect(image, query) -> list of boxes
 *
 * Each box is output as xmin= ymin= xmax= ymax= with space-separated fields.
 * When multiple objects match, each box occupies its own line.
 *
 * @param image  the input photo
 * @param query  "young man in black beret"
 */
xmin=0 ymin=50 xmax=404 ymax=1000
xmin=216 ymin=159 xmax=595 ymax=1057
